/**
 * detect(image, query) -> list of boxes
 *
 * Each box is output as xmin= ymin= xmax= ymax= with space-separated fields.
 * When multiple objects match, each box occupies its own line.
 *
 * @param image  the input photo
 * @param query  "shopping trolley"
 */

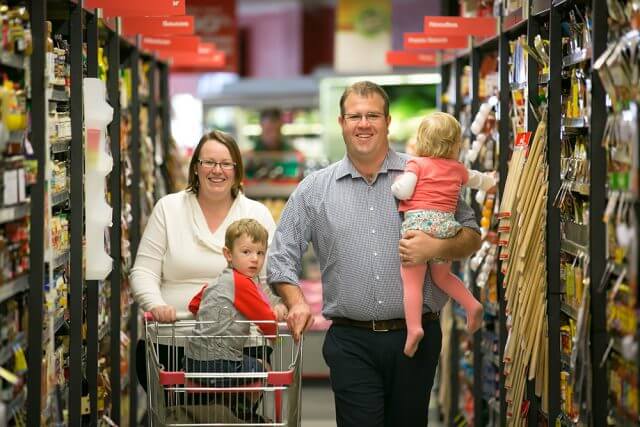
xmin=144 ymin=313 xmax=303 ymax=426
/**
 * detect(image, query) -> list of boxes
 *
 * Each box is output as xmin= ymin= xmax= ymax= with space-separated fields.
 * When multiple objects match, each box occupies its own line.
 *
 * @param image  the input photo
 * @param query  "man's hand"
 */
xmin=150 ymin=305 xmax=177 ymax=323
xmin=400 ymin=228 xmax=482 ymax=264
xmin=286 ymin=302 xmax=314 ymax=341
xmin=399 ymin=230 xmax=442 ymax=265
xmin=273 ymin=303 xmax=289 ymax=322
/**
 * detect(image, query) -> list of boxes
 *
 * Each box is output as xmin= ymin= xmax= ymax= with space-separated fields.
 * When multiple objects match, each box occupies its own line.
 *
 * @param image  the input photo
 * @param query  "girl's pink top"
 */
xmin=398 ymin=157 xmax=468 ymax=213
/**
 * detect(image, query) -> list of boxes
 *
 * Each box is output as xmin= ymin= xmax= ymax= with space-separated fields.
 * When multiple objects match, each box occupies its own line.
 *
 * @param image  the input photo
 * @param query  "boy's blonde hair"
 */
xmin=225 ymin=219 xmax=268 ymax=250
xmin=415 ymin=112 xmax=461 ymax=159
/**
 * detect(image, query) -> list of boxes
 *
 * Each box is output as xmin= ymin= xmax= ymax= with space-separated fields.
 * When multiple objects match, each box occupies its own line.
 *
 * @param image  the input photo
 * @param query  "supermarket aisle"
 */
xmin=301 ymin=381 xmax=335 ymax=427
xmin=300 ymin=380 xmax=444 ymax=426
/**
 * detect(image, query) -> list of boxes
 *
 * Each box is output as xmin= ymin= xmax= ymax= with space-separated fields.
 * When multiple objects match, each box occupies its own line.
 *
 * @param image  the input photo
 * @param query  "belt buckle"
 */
xmin=372 ymin=320 xmax=389 ymax=332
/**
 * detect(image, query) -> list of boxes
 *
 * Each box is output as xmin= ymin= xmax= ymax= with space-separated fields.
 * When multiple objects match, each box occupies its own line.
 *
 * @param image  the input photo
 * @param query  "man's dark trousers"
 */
xmin=322 ymin=317 xmax=442 ymax=427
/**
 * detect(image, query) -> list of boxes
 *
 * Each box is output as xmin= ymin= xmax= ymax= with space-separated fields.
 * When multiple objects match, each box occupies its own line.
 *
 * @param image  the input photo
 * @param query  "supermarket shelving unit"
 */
xmin=438 ymin=0 xmax=634 ymax=426
xmin=18 ymin=1 xmax=171 ymax=424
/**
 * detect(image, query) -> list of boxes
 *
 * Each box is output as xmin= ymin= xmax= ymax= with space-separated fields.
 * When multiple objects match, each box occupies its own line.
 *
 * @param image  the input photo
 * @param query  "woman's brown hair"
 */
xmin=186 ymin=130 xmax=244 ymax=198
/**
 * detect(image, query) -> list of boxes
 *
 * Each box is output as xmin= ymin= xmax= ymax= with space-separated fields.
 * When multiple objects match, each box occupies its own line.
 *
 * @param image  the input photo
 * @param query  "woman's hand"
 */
xmin=273 ymin=303 xmax=289 ymax=322
xmin=150 ymin=305 xmax=177 ymax=323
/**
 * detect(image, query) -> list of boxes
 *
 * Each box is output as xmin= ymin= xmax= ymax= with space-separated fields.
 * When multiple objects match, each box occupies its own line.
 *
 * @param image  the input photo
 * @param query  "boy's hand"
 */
xmin=273 ymin=303 xmax=288 ymax=321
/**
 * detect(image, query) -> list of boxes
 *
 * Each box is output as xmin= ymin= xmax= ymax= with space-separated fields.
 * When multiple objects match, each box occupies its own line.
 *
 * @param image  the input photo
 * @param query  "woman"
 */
xmin=131 ymin=130 xmax=283 ymax=390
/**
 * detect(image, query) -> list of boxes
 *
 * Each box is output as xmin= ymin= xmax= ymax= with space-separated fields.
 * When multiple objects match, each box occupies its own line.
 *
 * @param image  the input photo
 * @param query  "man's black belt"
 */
xmin=331 ymin=312 xmax=440 ymax=332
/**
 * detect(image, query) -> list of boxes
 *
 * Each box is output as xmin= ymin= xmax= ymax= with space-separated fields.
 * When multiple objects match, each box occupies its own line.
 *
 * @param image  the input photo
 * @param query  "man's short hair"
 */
xmin=339 ymin=81 xmax=390 ymax=116
xmin=260 ymin=108 xmax=283 ymax=122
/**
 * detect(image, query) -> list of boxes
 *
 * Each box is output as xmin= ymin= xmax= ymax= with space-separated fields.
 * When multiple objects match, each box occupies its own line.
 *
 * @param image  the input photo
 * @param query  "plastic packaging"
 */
xmin=83 ymin=78 xmax=114 ymax=280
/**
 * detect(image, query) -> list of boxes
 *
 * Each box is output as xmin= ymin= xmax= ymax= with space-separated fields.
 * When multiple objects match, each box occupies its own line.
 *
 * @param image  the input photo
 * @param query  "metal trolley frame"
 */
xmin=144 ymin=314 xmax=303 ymax=426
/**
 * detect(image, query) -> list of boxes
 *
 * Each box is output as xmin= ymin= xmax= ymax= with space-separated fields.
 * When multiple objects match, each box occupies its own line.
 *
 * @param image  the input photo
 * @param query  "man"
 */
xmin=254 ymin=108 xmax=293 ymax=152
xmin=268 ymin=81 xmax=480 ymax=426
xmin=245 ymin=108 xmax=302 ymax=180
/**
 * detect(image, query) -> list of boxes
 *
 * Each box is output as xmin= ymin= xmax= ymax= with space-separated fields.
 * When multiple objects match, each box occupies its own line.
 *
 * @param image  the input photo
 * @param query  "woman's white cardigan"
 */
xmin=130 ymin=190 xmax=278 ymax=319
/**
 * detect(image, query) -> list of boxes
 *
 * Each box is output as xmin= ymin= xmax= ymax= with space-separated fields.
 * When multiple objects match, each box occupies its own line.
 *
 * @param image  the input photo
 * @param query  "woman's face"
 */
xmin=196 ymin=139 xmax=237 ymax=200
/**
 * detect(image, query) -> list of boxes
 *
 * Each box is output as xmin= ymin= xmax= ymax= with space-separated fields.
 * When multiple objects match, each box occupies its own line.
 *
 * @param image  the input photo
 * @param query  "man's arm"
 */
xmin=267 ymin=176 xmax=315 ymax=340
xmin=399 ymin=227 xmax=481 ymax=265
xmin=273 ymin=282 xmax=313 ymax=341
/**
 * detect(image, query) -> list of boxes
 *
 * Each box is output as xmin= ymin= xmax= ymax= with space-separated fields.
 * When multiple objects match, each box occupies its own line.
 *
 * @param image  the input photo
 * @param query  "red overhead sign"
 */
xmin=141 ymin=36 xmax=200 ymax=52
xmin=86 ymin=0 xmax=186 ymax=17
xmin=197 ymin=43 xmax=217 ymax=55
xmin=423 ymin=16 xmax=497 ymax=37
xmin=386 ymin=51 xmax=437 ymax=67
xmin=122 ymin=16 xmax=194 ymax=36
xmin=158 ymin=51 xmax=226 ymax=70
xmin=403 ymin=33 xmax=468 ymax=50
xmin=187 ymin=0 xmax=237 ymax=73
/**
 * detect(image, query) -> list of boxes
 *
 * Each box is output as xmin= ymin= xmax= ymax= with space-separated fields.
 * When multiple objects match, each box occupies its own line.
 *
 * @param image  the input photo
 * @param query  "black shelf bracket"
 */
xmin=107 ymin=18 xmax=122 ymax=426
xmin=27 ymin=0 xmax=47 ymax=423
xmin=85 ymin=7 xmax=100 ymax=426
xmin=588 ymin=0 xmax=608 ymax=425
xmin=469 ymin=42 xmax=484 ymax=427
xmin=69 ymin=1 xmax=86 ymax=426
xmin=497 ymin=14 xmax=510 ymax=426
xmin=546 ymin=3 xmax=563 ymax=423
xmin=128 ymin=38 xmax=142 ymax=427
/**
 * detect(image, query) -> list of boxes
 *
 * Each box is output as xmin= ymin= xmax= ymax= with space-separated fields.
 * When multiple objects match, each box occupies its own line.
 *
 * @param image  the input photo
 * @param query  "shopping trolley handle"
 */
xmin=143 ymin=311 xmax=194 ymax=323
xmin=288 ymin=333 xmax=304 ymax=371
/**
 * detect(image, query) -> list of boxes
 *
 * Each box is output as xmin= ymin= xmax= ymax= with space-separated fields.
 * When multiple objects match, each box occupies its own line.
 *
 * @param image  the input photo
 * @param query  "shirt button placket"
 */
xmin=367 ymin=184 xmax=383 ymax=313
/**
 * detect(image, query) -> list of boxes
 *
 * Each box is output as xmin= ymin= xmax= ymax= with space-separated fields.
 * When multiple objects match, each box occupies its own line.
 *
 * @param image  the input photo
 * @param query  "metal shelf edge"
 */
xmin=0 ymin=203 xmax=30 ymax=225
xmin=7 ymin=388 xmax=27 ymax=416
xmin=0 ymin=52 xmax=26 ymax=70
xmin=51 ymin=138 xmax=72 ymax=153
xmin=560 ymin=239 xmax=589 ymax=257
xmin=0 ymin=275 xmax=29 ymax=305
xmin=0 ymin=332 xmax=26 ymax=366
xmin=51 ymin=190 xmax=70 ymax=207
xmin=562 ymin=48 xmax=592 ymax=68
xmin=560 ymin=303 xmax=578 ymax=320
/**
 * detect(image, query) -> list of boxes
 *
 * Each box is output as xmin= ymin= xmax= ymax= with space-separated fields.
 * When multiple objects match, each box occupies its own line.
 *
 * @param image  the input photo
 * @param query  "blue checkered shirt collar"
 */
xmin=335 ymin=150 xmax=407 ymax=181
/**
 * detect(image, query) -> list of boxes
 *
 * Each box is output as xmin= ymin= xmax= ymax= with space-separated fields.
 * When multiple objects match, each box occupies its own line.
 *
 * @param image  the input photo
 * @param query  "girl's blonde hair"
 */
xmin=415 ymin=112 xmax=461 ymax=158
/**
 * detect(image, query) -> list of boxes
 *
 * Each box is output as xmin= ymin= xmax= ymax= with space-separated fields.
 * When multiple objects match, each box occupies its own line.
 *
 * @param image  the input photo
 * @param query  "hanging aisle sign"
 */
xmin=85 ymin=0 xmax=186 ymax=17
xmin=403 ymin=33 xmax=468 ymax=50
xmin=122 ymin=16 xmax=194 ymax=36
xmin=141 ymin=36 xmax=200 ymax=52
xmin=197 ymin=43 xmax=217 ymax=55
xmin=386 ymin=51 xmax=437 ymax=67
xmin=157 ymin=51 xmax=226 ymax=70
xmin=187 ymin=0 xmax=237 ymax=73
xmin=423 ymin=16 xmax=497 ymax=37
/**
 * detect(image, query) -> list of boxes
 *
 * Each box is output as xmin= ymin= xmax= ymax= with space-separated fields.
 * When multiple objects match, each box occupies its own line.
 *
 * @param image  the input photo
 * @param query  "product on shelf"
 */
xmin=593 ymin=9 xmax=640 ymax=423
xmin=497 ymin=111 xmax=549 ymax=424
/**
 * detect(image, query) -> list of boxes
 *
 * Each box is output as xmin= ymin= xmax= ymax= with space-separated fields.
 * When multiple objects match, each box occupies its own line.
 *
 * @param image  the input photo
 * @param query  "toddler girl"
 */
xmin=391 ymin=112 xmax=495 ymax=357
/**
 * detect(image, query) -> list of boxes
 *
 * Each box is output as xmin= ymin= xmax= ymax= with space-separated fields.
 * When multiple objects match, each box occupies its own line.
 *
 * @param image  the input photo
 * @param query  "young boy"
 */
xmin=185 ymin=219 xmax=282 ymax=420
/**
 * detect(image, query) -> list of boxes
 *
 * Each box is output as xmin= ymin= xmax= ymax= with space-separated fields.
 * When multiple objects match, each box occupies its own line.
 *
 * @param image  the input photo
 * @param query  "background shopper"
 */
xmin=244 ymin=108 xmax=305 ymax=181
xmin=268 ymin=81 xmax=481 ymax=426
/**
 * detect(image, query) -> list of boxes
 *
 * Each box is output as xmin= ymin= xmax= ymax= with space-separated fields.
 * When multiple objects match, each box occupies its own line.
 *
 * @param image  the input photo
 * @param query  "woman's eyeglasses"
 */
xmin=197 ymin=159 xmax=236 ymax=170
